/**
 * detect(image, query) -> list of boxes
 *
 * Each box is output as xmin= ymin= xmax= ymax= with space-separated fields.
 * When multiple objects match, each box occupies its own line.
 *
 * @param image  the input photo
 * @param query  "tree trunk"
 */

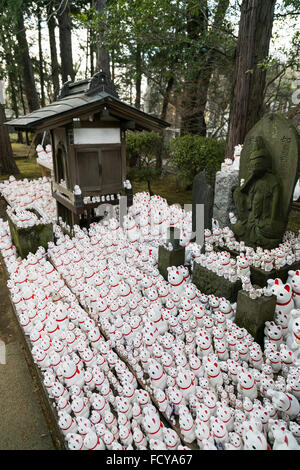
xmin=135 ymin=44 xmax=142 ymax=110
xmin=95 ymin=0 xmax=111 ymax=77
xmin=181 ymin=75 xmax=209 ymax=136
xmin=85 ymin=29 xmax=89 ymax=78
xmin=160 ymin=76 xmax=175 ymax=122
xmin=38 ymin=11 xmax=46 ymax=107
xmin=225 ymin=0 xmax=276 ymax=158
xmin=8 ymin=73 xmax=23 ymax=143
xmin=16 ymin=10 xmax=40 ymax=112
xmin=181 ymin=0 xmax=230 ymax=137
xmin=1 ymin=31 xmax=23 ymax=143
xmin=156 ymin=76 xmax=175 ymax=169
xmin=0 ymin=104 xmax=19 ymax=174
xmin=111 ymin=48 xmax=115 ymax=81
xmin=90 ymin=32 xmax=95 ymax=76
xmin=180 ymin=1 xmax=208 ymax=136
xmin=89 ymin=0 xmax=95 ymax=76
xmin=18 ymin=73 xmax=30 ymax=146
xmin=47 ymin=2 xmax=60 ymax=99
xmin=57 ymin=0 xmax=75 ymax=83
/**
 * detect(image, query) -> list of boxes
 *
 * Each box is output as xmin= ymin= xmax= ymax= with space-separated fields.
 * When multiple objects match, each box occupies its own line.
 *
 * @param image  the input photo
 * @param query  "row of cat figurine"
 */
xmin=6 ymin=205 xmax=52 ymax=229
xmin=0 ymin=175 xmax=56 ymax=221
xmin=203 ymin=225 xmax=300 ymax=273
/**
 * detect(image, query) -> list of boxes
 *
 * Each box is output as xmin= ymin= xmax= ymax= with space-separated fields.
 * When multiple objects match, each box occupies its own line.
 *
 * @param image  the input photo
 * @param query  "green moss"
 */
xmin=11 ymin=141 xmax=35 ymax=159
xmin=0 ymin=157 xmax=42 ymax=181
xmin=192 ymin=262 xmax=242 ymax=302
xmin=7 ymin=213 xmax=53 ymax=259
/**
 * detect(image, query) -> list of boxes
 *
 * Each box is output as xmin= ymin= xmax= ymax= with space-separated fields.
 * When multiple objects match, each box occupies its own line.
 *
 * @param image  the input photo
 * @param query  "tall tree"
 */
xmin=89 ymin=0 xmax=96 ymax=76
xmin=226 ymin=0 xmax=277 ymax=158
xmin=6 ymin=51 xmax=23 ymax=143
xmin=37 ymin=8 xmax=46 ymax=107
xmin=15 ymin=4 xmax=40 ymax=112
xmin=180 ymin=0 xmax=231 ymax=136
xmin=134 ymin=44 xmax=142 ymax=109
xmin=0 ymin=21 xmax=22 ymax=142
xmin=0 ymin=106 xmax=19 ymax=174
xmin=0 ymin=81 xmax=19 ymax=174
xmin=95 ymin=0 xmax=111 ymax=77
xmin=57 ymin=0 xmax=75 ymax=83
xmin=47 ymin=1 xmax=60 ymax=99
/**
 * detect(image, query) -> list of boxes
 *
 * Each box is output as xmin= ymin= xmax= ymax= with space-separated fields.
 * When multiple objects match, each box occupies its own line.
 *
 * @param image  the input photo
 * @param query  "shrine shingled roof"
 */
xmin=6 ymin=72 xmax=170 ymax=132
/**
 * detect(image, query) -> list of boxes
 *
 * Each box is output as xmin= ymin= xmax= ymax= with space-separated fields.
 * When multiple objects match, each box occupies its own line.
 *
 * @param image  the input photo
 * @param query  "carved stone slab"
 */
xmin=239 ymin=113 xmax=300 ymax=220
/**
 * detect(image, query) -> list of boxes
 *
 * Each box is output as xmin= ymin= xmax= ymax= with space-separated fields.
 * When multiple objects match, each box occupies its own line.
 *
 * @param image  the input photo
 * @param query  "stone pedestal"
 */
xmin=215 ymin=246 xmax=300 ymax=288
xmin=213 ymin=170 xmax=239 ymax=228
xmin=250 ymin=260 xmax=300 ymax=288
xmin=192 ymin=262 xmax=242 ymax=302
xmin=158 ymin=245 xmax=186 ymax=281
xmin=7 ymin=213 xmax=53 ymax=259
xmin=235 ymin=290 xmax=277 ymax=347
xmin=125 ymin=186 xmax=133 ymax=207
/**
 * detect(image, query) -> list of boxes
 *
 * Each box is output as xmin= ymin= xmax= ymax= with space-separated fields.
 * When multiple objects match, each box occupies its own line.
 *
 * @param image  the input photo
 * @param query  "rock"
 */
xmin=192 ymin=262 xmax=242 ymax=302
xmin=213 ymin=170 xmax=239 ymax=229
xmin=233 ymin=113 xmax=299 ymax=250
xmin=235 ymin=290 xmax=277 ymax=347
xmin=158 ymin=245 xmax=185 ymax=281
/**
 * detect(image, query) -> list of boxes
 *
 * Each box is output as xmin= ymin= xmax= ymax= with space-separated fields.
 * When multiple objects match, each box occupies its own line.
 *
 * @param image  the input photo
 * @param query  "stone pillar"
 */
xmin=7 ymin=213 xmax=53 ymax=259
xmin=125 ymin=186 xmax=133 ymax=207
xmin=250 ymin=260 xmax=300 ymax=288
xmin=158 ymin=227 xmax=185 ymax=281
xmin=192 ymin=262 xmax=242 ymax=302
xmin=192 ymin=170 xmax=214 ymax=234
xmin=213 ymin=170 xmax=239 ymax=228
xmin=235 ymin=290 xmax=276 ymax=347
xmin=158 ymin=245 xmax=186 ymax=281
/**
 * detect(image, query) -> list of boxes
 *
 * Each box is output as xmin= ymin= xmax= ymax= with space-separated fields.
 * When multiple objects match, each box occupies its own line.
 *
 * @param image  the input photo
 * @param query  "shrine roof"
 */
xmin=6 ymin=73 xmax=170 ymax=132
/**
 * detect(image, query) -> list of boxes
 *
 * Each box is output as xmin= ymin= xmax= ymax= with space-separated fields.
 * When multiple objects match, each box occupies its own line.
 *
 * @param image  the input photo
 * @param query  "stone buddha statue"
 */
xmin=232 ymin=136 xmax=285 ymax=250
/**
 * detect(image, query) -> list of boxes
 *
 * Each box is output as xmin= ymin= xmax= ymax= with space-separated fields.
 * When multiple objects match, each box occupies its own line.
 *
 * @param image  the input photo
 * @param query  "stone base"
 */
xmin=192 ymin=262 xmax=242 ymax=302
xmin=215 ymin=246 xmax=300 ymax=288
xmin=235 ymin=290 xmax=277 ymax=348
xmin=250 ymin=261 xmax=300 ymax=288
xmin=7 ymin=214 xmax=53 ymax=259
xmin=158 ymin=245 xmax=186 ymax=281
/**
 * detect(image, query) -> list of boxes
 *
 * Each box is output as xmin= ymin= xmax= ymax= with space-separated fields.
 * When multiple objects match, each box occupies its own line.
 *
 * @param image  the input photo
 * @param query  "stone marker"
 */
xmin=213 ymin=169 xmax=239 ymax=229
xmin=232 ymin=113 xmax=299 ymax=250
xmin=215 ymin=245 xmax=300 ymax=288
xmin=192 ymin=170 xmax=214 ymax=234
xmin=7 ymin=211 xmax=53 ymax=259
xmin=235 ymin=290 xmax=277 ymax=348
xmin=250 ymin=260 xmax=300 ymax=288
xmin=192 ymin=262 xmax=242 ymax=303
xmin=158 ymin=227 xmax=185 ymax=281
